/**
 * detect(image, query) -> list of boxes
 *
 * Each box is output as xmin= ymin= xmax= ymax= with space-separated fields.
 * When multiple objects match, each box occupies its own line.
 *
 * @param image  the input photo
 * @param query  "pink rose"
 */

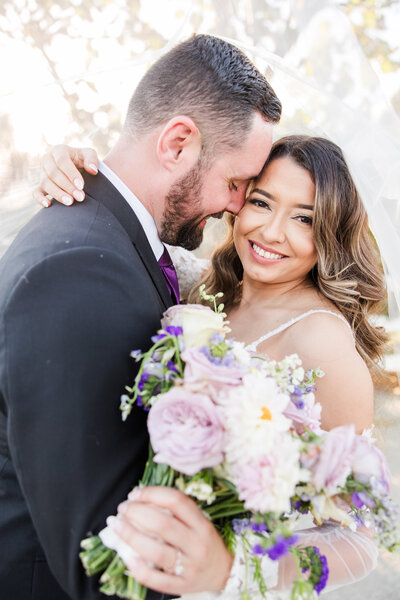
xmin=283 ymin=394 xmax=322 ymax=435
xmin=147 ymin=387 xmax=224 ymax=475
xmin=351 ymin=436 xmax=391 ymax=489
xmin=311 ymin=425 xmax=356 ymax=495
xmin=234 ymin=434 xmax=303 ymax=514
xmin=182 ymin=346 xmax=248 ymax=398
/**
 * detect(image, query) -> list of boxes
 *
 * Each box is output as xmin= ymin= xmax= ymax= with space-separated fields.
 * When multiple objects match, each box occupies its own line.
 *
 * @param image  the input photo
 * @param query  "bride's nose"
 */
xmin=260 ymin=214 xmax=286 ymax=244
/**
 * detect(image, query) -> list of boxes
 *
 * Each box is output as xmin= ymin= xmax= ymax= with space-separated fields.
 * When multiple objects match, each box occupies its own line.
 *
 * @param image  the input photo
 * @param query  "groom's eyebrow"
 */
xmin=251 ymin=188 xmax=314 ymax=210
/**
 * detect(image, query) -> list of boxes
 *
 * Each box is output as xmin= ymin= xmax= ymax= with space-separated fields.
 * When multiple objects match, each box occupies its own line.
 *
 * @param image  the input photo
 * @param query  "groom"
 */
xmin=0 ymin=35 xmax=281 ymax=599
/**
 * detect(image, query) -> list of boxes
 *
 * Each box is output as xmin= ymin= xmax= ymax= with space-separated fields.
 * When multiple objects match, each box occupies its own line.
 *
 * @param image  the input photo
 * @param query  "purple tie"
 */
xmin=158 ymin=246 xmax=180 ymax=304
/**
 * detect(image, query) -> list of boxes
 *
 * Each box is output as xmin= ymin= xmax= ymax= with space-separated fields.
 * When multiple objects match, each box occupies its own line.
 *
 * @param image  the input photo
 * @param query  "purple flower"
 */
xmin=315 ymin=554 xmax=329 ymax=594
xmin=166 ymin=361 xmax=178 ymax=373
xmin=283 ymin=393 xmax=321 ymax=435
xmin=165 ymin=325 xmax=183 ymax=337
xmin=290 ymin=392 xmax=305 ymax=410
xmin=138 ymin=373 xmax=150 ymax=391
xmin=352 ymin=491 xmax=375 ymax=509
xmin=354 ymin=513 xmax=365 ymax=528
xmin=200 ymin=346 xmax=235 ymax=367
xmin=182 ymin=346 xmax=247 ymax=398
xmin=264 ymin=534 xmax=299 ymax=561
xmin=151 ymin=333 xmax=166 ymax=343
xmin=251 ymin=522 xmax=269 ymax=533
xmin=253 ymin=544 xmax=269 ymax=555
xmin=232 ymin=519 xmax=252 ymax=535
xmin=130 ymin=349 xmax=142 ymax=360
xmin=210 ymin=333 xmax=224 ymax=344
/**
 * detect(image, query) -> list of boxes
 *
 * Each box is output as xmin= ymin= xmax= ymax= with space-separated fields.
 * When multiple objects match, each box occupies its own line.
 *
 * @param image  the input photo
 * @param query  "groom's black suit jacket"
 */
xmin=0 ymin=173 xmax=174 ymax=599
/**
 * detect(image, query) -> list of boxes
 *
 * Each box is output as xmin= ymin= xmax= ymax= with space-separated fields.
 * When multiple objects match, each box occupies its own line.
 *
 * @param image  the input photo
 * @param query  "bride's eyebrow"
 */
xmin=250 ymin=187 xmax=274 ymax=199
xmin=250 ymin=187 xmax=314 ymax=210
xmin=296 ymin=203 xmax=314 ymax=210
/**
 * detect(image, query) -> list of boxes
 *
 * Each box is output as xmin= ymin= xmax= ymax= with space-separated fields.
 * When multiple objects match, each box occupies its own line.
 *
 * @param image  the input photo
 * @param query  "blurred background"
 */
xmin=1 ymin=0 xmax=400 ymax=597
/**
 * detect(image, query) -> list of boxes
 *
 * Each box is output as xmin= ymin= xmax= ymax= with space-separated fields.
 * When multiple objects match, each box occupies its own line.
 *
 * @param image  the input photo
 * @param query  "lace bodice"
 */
xmin=167 ymin=245 xmax=210 ymax=300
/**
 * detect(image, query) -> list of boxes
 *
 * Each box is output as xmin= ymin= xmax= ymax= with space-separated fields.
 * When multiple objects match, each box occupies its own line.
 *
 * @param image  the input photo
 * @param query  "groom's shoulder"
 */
xmin=0 ymin=197 xmax=136 ymax=300
xmin=4 ymin=194 xmax=131 ymax=259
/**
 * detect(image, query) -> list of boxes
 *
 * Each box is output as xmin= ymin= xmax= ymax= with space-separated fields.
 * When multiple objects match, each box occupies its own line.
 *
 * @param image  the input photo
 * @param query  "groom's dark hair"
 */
xmin=125 ymin=34 xmax=281 ymax=156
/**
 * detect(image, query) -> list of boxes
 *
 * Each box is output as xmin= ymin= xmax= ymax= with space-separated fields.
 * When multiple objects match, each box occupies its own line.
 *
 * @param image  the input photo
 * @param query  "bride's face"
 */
xmin=233 ymin=156 xmax=318 ymax=286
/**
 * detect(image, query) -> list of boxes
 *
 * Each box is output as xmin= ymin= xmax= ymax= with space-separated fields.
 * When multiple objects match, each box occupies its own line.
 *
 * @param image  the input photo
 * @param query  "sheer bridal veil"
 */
xmin=2 ymin=2 xmax=400 ymax=337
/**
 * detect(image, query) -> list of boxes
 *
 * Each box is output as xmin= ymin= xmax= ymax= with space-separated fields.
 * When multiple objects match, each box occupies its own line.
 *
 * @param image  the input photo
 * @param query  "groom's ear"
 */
xmin=156 ymin=116 xmax=201 ymax=172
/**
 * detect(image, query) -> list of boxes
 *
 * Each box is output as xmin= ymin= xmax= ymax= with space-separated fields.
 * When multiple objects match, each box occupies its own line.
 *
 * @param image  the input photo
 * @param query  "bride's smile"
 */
xmin=233 ymin=156 xmax=317 ymax=287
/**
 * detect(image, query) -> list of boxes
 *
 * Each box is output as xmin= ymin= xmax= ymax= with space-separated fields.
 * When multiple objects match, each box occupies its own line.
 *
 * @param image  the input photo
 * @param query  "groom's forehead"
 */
xmin=219 ymin=145 xmax=273 ymax=181
xmin=228 ymin=116 xmax=273 ymax=173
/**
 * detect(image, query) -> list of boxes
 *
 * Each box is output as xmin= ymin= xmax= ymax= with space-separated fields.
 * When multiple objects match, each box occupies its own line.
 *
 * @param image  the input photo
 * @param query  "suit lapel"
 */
xmin=84 ymin=172 xmax=173 ymax=310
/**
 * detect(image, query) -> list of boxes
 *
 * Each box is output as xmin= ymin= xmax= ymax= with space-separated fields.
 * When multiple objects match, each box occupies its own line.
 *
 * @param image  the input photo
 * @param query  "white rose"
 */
xmin=313 ymin=495 xmax=353 ymax=527
xmin=292 ymin=367 xmax=305 ymax=384
xmin=161 ymin=304 xmax=228 ymax=348
xmin=232 ymin=341 xmax=251 ymax=366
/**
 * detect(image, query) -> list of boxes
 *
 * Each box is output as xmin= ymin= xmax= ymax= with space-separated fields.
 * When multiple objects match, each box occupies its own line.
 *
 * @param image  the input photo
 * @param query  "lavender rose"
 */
xmin=147 ymin=387 xmax=224 ymax=475
xmin=311 ymin=425 xmax=356 ymax=495
xmin=182 ymin=346 xmax=248 ymax=397
xmin=351 ymin=436 xmax=391 ymax=489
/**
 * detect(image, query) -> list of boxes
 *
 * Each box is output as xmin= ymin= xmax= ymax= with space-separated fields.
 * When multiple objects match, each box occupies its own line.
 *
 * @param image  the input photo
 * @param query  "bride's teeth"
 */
xmin=252 ymin=242 xmax=283 ymax=260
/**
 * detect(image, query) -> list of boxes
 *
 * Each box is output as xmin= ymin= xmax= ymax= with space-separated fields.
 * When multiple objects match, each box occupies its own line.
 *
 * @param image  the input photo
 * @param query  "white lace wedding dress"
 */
xmin=169 ymin=245 xmax=378 ymax=599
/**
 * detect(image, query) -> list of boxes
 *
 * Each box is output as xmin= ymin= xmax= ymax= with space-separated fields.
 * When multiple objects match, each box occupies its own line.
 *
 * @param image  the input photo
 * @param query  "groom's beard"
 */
xmin=160 ymin=162 xmax=222 ymax=250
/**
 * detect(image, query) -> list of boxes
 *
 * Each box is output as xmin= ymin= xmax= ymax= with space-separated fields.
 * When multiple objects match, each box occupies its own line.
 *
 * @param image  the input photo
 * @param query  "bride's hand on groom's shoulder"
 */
xmin=108 ymin=486 xmax=234 ymax=596
xmin=33 ymin=145 xmax=99 ymax=208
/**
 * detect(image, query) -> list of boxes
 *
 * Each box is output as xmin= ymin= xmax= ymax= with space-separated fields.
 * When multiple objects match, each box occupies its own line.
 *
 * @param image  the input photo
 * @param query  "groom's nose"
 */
xmin=225 ymin=188 xmax=246 ymax=215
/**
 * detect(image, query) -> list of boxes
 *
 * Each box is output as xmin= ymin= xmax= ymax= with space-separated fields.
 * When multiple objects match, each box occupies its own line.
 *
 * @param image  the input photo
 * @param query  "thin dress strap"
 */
xmin=245 ymin=309 xmax=354 ymax=352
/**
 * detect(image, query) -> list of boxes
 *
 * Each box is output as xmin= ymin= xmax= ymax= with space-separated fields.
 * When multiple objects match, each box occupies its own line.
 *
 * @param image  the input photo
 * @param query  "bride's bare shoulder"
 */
xmin=288 ymin=311 xmax=374 ymax=433
xmin=291 ymin=309 xmax=355 ymax=351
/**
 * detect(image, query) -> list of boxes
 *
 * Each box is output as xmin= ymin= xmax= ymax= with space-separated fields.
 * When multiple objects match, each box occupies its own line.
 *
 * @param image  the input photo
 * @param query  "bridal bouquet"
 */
xmin=80 ymin=288 xmax=399 ymax=600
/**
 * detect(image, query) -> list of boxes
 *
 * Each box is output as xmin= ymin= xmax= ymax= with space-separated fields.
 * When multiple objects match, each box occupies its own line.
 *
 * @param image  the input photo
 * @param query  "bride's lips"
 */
xmin=248 ymin=240 xmax=287 ymax=264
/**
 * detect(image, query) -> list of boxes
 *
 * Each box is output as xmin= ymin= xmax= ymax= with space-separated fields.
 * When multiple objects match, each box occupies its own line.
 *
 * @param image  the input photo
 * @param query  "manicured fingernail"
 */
xmin=74 ymin=178 xmax=84 ymax=190
xmin=89 ymin=163 xmax=98 ymax=173
xmin=106 ymin=515 xmax=122 ymax=531
xmin=128 ymin=489 xmax=141 ymax=501
xmin=118 ymin=501 xmax=128 ymax=514
xmin=73 ymin=190 xmax=84 ymax=202
xmin=62 ymin=195 xmax=73 ymax=206
xmin=42 ymin=199 xmax=50 ymax=208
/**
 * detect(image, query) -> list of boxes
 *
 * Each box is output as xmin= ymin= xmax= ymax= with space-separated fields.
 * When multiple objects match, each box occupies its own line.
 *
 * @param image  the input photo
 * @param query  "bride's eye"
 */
xmin=296 ymin=215 xmax=313 ymax=225
xmin=248 ymin=198 xmax=270 ymax=209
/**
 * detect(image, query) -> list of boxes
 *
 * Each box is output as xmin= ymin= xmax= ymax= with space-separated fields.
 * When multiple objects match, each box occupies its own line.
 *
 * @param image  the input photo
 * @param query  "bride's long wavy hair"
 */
xmin=188 ymin=135 xmax=388 ymax=369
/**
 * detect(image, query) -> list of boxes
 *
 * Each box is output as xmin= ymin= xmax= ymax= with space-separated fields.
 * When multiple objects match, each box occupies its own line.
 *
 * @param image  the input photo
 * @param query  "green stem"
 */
xmin=172 ymin=336 xmax=184 ymax=376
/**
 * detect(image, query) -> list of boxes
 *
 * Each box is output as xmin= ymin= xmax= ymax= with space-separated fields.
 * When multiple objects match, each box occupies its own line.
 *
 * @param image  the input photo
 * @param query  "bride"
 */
xmin=36 ymin=134 xmax=387 ymax=597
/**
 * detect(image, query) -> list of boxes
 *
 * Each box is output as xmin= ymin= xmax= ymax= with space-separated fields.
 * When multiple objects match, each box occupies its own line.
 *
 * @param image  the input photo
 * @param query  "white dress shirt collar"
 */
xmin=98 ymin=161 xmax=164 ymax=261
